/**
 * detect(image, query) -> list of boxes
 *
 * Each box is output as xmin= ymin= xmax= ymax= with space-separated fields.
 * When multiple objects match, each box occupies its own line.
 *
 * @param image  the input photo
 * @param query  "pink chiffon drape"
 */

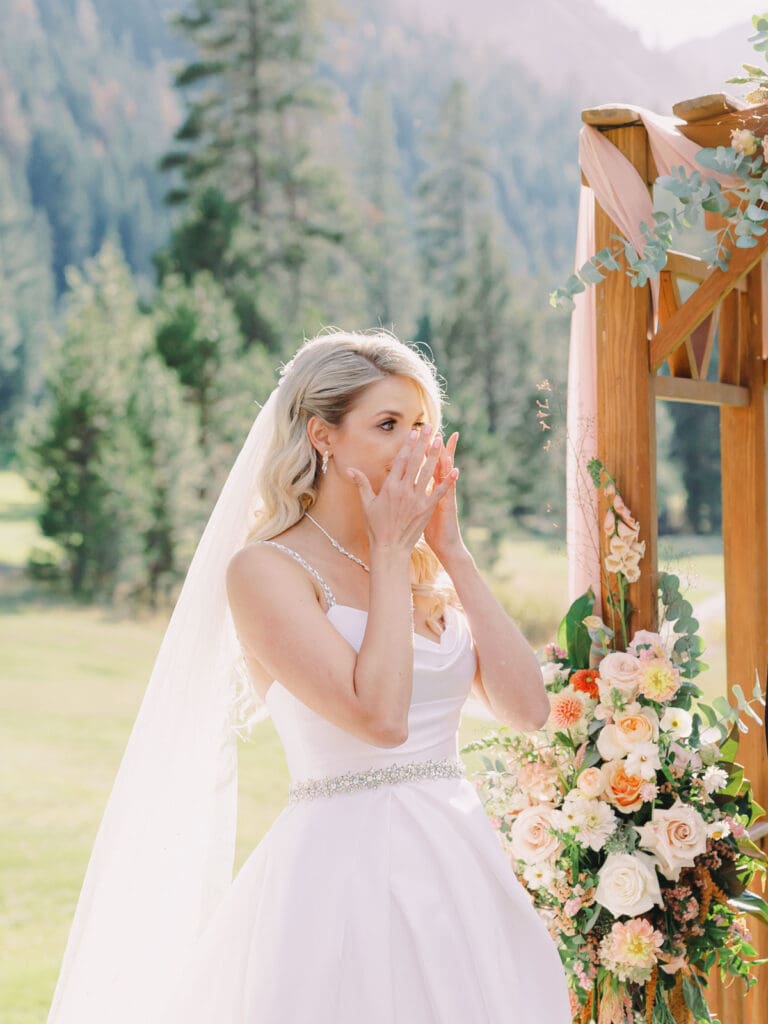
xmin=565 ymin=105 xmax=763 ymax=605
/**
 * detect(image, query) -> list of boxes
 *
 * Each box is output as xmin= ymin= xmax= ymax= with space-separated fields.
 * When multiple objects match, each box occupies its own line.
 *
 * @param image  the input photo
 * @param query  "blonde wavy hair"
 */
xmin=244 ymin=327 xmax=460 ymax=631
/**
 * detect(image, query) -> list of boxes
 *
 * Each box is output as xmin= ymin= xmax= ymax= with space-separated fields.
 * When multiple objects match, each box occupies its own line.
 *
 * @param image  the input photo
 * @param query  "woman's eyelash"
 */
xmin=379 ymin=419 xmax=425 ymax=431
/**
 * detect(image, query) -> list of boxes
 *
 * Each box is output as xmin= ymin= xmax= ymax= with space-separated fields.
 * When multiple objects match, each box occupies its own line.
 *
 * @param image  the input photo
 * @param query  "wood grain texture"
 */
xmin=650 ymin=233 xmax=768 ymax=371
xmin=653 ymin=376 xmax=749 ymax=406
xmin=589 ymin=124 xmax=659 ymax=638
xmin=712 ymin=266 xmax=768 ymax=1024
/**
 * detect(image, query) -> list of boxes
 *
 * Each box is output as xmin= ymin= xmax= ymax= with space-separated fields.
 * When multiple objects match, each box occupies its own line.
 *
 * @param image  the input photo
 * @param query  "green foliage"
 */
xmin=158 ymin=0 xmax=354 ymax=342
xmin=556 ymin=588 xmax=595 ymax=669
xmin=17 ymin=244 xmax=202 ymax=602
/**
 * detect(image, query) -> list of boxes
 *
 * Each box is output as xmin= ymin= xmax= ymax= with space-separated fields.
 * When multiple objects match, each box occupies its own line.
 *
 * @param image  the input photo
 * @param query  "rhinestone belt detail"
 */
xmin=287 ymin=756 xmax=466 ymax=804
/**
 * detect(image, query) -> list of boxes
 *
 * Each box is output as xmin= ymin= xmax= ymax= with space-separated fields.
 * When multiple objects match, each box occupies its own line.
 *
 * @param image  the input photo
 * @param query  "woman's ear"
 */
xmin=306 ymin=414 xmax=333 ymax=456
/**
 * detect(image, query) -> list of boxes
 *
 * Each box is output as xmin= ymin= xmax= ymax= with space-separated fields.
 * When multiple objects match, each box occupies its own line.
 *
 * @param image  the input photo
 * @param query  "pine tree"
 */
xmin=18 ymin=242 xmax=201 ymax=600
xmin=414 ymin=78 xmax=493 ymax=314
xmin=354 ymin=82 xmax=419 ymax=331
xmin=157 ymin=0 xmax=349 ymax=345
xmin=0 ymin=158 xmax=55 ymax=462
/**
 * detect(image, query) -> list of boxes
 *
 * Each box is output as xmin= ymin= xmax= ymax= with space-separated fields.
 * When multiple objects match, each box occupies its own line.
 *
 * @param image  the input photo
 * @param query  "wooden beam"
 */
xmin=649 ymin=232 xmax=768 ymax=370
xmin=653 ymin=375 xmax=749 ymax=406
xmin=581 ymin=105 xmax=642 ymax=128
xmin=672 ymin=93 xmax=747 ymax=122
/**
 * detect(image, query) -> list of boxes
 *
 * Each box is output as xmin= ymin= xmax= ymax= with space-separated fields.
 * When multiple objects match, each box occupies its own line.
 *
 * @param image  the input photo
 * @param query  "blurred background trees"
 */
xmin=2 ymin=0 xmax=722 ymax=602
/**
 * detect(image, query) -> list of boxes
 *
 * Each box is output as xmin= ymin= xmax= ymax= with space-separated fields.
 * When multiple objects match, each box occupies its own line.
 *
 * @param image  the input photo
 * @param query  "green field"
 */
xmin=0 ymin=470 xmax=730 ymax=1023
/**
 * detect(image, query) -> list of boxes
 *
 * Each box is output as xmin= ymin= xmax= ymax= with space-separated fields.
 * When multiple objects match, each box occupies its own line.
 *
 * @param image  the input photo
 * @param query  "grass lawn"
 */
xmin=0 ymin=470 xmax=731 ymax=1022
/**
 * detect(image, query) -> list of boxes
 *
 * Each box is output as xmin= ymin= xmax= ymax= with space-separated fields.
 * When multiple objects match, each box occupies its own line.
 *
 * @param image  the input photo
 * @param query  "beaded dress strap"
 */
xmin=255 ymin=541 xmax=337 ymax=610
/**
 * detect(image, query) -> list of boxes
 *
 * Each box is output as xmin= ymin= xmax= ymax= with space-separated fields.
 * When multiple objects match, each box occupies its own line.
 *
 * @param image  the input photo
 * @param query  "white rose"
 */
xmin=635 ymin=799 xmax=708 ymax=880
xmin=595 ymin=851 xmax=664 ymax=917
xmin=509 ymin=804 xmax=564 ymax=865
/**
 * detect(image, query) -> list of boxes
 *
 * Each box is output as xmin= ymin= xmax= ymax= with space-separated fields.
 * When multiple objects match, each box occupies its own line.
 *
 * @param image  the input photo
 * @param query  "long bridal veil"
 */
xmin=47 ymin=386 xmax=280 ymax=1024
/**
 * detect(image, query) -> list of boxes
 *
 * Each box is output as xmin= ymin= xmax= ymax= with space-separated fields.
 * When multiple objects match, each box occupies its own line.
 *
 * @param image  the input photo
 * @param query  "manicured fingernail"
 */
xmin=410 ymin=428 xmax=419 ymax=439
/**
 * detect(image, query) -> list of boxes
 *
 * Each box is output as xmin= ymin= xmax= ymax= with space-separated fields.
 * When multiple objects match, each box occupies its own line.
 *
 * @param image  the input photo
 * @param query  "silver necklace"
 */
xmin=304 ymin=512 xmax=370 ymax=572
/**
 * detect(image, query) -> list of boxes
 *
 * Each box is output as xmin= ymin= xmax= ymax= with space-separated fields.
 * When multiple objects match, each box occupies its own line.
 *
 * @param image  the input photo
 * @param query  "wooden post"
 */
xmin=588 ymin=121 xmax=659 ymax=639
xmin=714 ymin=264 xmax=768 ymax=1024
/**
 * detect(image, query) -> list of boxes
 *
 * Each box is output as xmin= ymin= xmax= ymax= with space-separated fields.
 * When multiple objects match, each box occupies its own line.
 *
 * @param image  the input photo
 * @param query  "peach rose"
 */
xmin=635 ymin=799 xmax=708 ymax=880
xmin=596 ymin=651 xmax=642 ymax=702
xmin=509 ymin=804 xmax=564 ymax=865
xmin=597 ymin=707 xmax=660 ymax=760
xmin=602 ymin=759 xmax=647 ymax=813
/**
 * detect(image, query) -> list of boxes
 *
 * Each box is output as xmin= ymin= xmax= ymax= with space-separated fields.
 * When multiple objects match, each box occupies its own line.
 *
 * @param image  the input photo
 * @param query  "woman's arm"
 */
xmin=443 ymin=546 xmax=550 ymax=732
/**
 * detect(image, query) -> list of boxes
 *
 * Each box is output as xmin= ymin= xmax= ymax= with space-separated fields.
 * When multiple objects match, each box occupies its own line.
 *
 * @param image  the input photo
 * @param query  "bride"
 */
xmin=47 ymin=328 xmax=572 ymax=1023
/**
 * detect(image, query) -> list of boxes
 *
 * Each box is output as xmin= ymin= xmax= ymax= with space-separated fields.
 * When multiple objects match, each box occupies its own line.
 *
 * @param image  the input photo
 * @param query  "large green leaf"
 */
xmin=728 ymin=890 xmax=768 ymax=927
xmin=556 ymin=588 xmax=595 ymax=669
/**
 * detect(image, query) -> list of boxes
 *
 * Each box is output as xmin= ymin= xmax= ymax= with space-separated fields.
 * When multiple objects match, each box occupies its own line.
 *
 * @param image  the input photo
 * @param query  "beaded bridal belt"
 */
xmin=287 ymin=756 xmax=466 ymax=805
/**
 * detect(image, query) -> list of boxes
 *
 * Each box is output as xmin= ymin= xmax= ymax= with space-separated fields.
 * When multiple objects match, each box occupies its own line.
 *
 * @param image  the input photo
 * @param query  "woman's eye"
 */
xmin=379 ymin=420 xmax=425 ymax=431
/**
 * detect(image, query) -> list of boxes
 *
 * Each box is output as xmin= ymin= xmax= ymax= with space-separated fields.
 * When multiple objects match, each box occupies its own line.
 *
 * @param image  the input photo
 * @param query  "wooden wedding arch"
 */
xmin=582 ymin=94 xmax=768 ymax=1024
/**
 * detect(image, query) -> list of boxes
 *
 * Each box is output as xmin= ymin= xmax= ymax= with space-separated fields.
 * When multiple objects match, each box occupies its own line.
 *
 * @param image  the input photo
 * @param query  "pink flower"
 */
xmin=636 ymin=657 xmax=680 ymax=703
xmin=599 ymin=918 xmax=664 ymax=984
xmin=725 ymin=815 xmax=747 ymax=839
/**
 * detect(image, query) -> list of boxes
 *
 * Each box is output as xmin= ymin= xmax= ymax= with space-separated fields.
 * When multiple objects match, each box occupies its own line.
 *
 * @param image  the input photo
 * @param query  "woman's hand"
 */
xmin=423 ymin=430 xmax=465 ymax=562
xmin=347 ymin=425 xmax=459 ymax=554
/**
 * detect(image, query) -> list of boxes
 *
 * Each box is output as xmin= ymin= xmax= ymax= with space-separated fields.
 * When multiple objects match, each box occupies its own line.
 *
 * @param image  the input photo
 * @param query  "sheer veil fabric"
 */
xmin=47 ymin=387 xmax=280 ymax=1023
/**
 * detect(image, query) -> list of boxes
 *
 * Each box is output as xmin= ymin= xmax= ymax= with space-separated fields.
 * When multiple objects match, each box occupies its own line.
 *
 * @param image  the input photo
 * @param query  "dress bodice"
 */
xmin=253 ymin=541 xmax=477 ymax=783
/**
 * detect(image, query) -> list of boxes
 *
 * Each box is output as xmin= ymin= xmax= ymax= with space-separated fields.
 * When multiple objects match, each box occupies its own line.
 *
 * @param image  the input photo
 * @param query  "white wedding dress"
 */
xmin=151 ymin=543 xmax=572 ymax=1023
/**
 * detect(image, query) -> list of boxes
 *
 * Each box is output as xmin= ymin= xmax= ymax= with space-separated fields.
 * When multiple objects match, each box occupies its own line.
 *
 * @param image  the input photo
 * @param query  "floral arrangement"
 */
xmin=550 ymin=13 xmax=768 ymax=310
xmin=460 ymin=459 xmax=768 ymax=1024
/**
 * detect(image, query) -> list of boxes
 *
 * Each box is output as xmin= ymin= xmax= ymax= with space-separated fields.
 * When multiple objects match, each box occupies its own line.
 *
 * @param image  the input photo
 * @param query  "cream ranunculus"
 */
xmin=576 ymin=766 xmax=605 ymax=798
xmin=509 ymin=804 xmax=564 ymax=865
xmin=594 ymin=851 xmax=664 ymax=917
xmin=635 ymin=799 xmax=708 ymax=880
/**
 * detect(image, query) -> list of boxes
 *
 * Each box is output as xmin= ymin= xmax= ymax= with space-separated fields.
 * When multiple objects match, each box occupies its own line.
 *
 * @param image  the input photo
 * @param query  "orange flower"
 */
xmin=602 ymin=759 xmax=646 ymax=813
xmin=571 ymin=669 xmax=599 ymax=699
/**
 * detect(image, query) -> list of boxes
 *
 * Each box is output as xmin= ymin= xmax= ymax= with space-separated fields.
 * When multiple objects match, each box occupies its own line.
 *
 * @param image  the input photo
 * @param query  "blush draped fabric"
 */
xmin=566 ymin=105 xmax=765 ymax=605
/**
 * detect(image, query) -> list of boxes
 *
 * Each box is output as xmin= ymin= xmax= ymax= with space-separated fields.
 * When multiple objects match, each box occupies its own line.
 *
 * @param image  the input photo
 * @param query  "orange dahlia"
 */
xmin=571 ymin=668 xmax=600 ymax=699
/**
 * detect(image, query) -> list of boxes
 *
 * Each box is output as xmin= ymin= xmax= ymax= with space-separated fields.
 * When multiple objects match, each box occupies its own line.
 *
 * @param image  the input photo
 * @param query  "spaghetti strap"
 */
xmin=254 ymin=540 xmax=337 ymax=611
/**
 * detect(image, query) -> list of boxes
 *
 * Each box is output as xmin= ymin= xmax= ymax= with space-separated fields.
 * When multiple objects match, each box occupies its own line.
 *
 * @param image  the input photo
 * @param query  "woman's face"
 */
xmin=325 ymin=375 xmax=435 ymax=494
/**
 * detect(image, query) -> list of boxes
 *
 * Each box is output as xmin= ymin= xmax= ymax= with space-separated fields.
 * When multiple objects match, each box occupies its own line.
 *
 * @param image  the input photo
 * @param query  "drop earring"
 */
xmin=321 ymin=449 xmax=330 ymax=474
